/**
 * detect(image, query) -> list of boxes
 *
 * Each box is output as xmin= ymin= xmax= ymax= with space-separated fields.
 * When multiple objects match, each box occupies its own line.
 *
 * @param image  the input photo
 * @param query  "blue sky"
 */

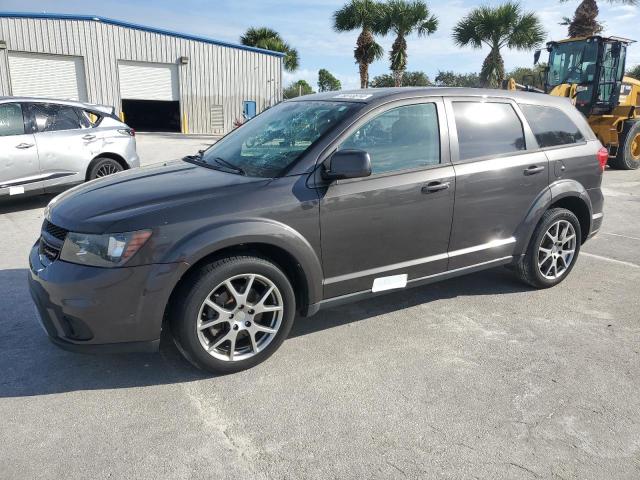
xmin=4 ymin=0 xmax=640 ymax=89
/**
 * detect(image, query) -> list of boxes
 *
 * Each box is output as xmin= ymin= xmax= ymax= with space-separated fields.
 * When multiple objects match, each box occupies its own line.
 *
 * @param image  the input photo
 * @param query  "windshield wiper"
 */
xmin=211 ymin=157 xmax=246 ymax=176
xmin=183 ymin=153 xmax=245 ymax=176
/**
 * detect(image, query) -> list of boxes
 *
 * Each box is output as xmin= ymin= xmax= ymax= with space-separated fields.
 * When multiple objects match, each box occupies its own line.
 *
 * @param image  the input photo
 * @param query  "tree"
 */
xmin=453 ymin=2 xmax=545 ymax=88
xmin=370 ymin=70 xmax=432 ymax=87
xmin=561 ymin=0 xmax=637 ymax=38
xmin=240 ymin=27 xmax=299 ymax=72
xmin=318 ymin=69 xmax=342 ymax=91
xmin=434 ymin=70 xmax=480 ymax=87
xmin=283 ymin=80 xmax=315 ymax=99
xmin=376 ymin=0 xmax=438 ymax=87
xmin=626 ymin=65 xmax=640 ymax=80
xmin=333 ymin=0 xmax=385 ymax=88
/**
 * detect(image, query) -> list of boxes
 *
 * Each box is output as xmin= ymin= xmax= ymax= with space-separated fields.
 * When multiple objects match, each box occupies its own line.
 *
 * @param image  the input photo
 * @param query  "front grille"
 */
xmin=43 ymin=220 xmax=68 ymax=242
xmin=39 ymin=238 xmax=61 ymax=262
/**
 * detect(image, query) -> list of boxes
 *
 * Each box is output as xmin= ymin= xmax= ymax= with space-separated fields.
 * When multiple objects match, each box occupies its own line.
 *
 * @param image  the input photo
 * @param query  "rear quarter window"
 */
xmin=520 ymin=104 xmax=584 ymax=148
xmin=452 ymin=102 xmax=526 ymax=161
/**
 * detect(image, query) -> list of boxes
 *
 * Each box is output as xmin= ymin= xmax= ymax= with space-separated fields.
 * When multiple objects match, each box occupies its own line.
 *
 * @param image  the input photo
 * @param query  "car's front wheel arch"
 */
xmin=163 ymin=242 xmax=312 ymax=336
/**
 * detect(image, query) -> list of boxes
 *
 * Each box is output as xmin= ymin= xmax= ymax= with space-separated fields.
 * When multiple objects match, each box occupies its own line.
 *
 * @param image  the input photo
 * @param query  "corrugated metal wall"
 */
xmin=0 ymin=17 xmax=283 ymax=134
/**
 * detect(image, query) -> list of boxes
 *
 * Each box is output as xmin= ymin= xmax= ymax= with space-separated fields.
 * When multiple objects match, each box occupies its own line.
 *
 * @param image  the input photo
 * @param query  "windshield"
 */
xmin=547 ymin=40 xmax=599 ymax=88
xmin=198 ymin=101 xmax=360 ymax=178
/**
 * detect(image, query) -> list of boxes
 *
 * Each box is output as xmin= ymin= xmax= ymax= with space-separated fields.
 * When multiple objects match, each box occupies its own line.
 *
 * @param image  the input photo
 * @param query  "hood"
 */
xmin=47 ymin=160 xmax=267 ymax=233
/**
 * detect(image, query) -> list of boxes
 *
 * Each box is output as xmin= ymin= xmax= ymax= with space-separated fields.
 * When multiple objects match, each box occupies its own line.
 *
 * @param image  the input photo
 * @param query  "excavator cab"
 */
xmin=541 ymin=36 xmax=631 ymax=115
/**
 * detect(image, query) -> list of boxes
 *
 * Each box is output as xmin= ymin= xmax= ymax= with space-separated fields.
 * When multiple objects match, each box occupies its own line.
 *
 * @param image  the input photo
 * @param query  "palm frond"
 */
xmin=454 ymin=2 xmax=544 ymax=51
xmin=240 ymin=27 xmax=282 ymax=46
xmin=333 ymin=0 xmax=384 ymax=32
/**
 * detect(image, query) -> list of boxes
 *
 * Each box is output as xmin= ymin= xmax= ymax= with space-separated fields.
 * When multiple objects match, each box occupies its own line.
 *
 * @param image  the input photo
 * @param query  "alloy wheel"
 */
xmin=196 ymin=274 xmax=284 ymax=362
xmin=95 ymin=162 xmax=121 ymax=177
xmin=537 ymin=220 xmax=577 ymax=280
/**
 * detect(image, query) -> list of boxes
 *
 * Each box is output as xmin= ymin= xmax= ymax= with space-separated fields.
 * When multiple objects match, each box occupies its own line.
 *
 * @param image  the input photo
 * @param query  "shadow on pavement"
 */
xmin=290 ymin=267 xmax=530 ymax=338
xmin=0 ymin=194 xmax=56 ymax=215
xmin=0 ymin=266 xmax=530 ymax=398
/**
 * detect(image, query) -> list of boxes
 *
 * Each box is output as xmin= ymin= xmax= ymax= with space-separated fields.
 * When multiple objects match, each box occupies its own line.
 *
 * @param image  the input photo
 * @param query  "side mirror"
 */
xmin=533 ymin=49 xmax=541 ymax=65
xmin=323 ymin=149 xmax=371 ymax=180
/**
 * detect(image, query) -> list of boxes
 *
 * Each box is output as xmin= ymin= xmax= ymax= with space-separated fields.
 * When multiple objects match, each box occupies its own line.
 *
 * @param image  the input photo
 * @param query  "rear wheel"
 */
xmin=170 ymin=256 xmax=296 ymax=374
xmin=515 ymin=208 xmax=581 ymax=289
xmin=609 ymin=120 xmax=640 ymax=170
xmin=88 ymin=157 xmax=123 ymax=180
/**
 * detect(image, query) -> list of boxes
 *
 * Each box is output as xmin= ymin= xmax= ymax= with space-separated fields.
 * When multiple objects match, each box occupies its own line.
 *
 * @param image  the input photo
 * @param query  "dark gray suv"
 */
xmin=29 ymin=88 xmax=605 ymax=373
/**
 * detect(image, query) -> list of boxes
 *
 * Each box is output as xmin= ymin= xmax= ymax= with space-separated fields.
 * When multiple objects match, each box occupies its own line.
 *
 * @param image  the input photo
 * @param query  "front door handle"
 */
xmin=15 ymin=143 xmax=34 ymax=149
xmin=524 ymin=165 xmax=545 ymax=176
xmin=422 ymin=181 xmax=450 ymax=193
xmin=82 ymin=134 xmax=96 ymax=141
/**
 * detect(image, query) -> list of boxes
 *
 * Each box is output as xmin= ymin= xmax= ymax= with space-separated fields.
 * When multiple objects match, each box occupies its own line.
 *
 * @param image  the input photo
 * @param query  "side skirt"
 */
xmin=305 ymin=256 xmax=513 ymax=316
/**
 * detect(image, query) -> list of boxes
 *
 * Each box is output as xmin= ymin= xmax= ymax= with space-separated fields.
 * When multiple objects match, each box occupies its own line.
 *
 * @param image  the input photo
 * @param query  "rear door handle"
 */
xmin=422 ymin=181 xmax=450 ymax=193
xmin=524 ymin=165 xmax=545 ymax=176
xmin=15 ymin=143 xmax=34 ymax=149
xmin=82 ymin=134 xmax=96 ymax=141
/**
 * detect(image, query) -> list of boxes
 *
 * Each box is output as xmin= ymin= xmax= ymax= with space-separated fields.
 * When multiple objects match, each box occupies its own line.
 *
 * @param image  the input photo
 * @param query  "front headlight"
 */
xmin=60 ymin=230 xmax=152 ymax=267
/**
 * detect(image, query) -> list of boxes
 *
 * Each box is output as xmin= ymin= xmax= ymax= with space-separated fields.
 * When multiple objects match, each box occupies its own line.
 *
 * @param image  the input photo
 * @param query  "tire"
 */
xmin=88 ymin=157 xmax=123 ymax=180
xmin=170 ymin=255 xmax=296 ymax=374
xmin=515 ymin=208 xmax=582 ymax=289
xmin=609 ymin=120 xmax=640 ymax=170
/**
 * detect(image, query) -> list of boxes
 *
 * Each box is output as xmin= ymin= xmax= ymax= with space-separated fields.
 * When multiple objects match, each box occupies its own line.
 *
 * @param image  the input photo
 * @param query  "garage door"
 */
xmin=118 ymin=61 xmax=179 ymax=101
xmin=8 ymin=52 xmax=88 ymax=101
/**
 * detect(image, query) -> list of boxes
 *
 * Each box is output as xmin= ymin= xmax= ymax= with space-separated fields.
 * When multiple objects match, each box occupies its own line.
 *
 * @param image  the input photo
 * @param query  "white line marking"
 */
xmin=582 ymin=252 xmax=639 ymax=269
xmin=601 ymin=232 xmax=640 ymax=241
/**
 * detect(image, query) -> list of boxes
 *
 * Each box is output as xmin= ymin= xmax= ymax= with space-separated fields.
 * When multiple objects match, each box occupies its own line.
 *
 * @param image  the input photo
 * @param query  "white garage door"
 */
xmin=118 ymin=61 xmax=179 ymax=101
xmin=8 ymin=52 xmax=88 ymax=101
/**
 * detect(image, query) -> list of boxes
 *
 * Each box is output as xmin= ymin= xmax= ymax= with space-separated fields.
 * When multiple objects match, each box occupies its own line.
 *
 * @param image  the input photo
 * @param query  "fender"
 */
xmin=159 ymin=218 xmax=324 ymax=308
xmin=513 ymin=179 xmax=592 ymax=256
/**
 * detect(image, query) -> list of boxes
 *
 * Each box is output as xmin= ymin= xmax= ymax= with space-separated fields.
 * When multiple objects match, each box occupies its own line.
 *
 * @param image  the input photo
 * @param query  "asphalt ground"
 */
xmin=0 ymin=136 xmax=638 ymax=479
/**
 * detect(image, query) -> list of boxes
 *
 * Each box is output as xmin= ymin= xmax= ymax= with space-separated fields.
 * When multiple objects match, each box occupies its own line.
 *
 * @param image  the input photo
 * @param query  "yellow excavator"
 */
xmin=507 ymin=35 xmax=640 ymax=170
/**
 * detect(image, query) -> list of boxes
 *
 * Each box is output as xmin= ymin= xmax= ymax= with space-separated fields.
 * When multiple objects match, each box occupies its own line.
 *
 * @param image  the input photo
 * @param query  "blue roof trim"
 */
xmin=0 ymin=11 xmax=286 ymax=58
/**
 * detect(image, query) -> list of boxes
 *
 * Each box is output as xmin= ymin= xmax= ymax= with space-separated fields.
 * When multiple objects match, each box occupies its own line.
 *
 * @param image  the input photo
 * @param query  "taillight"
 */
xmin=597 ymin=147 xmax=608 ymax=171
xmin=130 ymin=128 xmax=136 ymax=137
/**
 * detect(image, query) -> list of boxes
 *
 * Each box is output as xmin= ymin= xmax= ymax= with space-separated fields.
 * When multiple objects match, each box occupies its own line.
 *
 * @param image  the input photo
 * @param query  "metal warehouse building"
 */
xmin=0 ymin=12 xmax=283 ymax=134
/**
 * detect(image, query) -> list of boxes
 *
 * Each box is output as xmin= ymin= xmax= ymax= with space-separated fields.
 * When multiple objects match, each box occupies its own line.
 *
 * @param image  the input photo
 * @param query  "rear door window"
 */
xmin=340 ymin=103 xmax=440 ymax=174
xmin=452 ymin=102 xmax=526 ymax=161
xmin=29 ymin=103 xmax=83 ymax=132
xmin=0 ymin=103 xmax=26 ymax=136
xmin=520 ymin=104 xmax=584 ymax=148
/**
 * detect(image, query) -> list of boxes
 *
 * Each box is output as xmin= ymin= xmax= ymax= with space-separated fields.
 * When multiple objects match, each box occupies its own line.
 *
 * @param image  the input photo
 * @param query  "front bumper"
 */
xmin=29 ymin=243 xmax=187 ymax=353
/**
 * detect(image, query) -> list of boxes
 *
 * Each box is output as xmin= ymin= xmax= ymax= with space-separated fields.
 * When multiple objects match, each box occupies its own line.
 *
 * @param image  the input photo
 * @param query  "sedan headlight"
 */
xmin=60 ymin=230 xmax=152 ymax=267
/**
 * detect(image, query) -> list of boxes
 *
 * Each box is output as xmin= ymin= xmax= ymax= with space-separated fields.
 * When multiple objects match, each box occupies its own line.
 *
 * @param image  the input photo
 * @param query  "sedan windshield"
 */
xmin=198 ymin=101 xmax=360 ymax=178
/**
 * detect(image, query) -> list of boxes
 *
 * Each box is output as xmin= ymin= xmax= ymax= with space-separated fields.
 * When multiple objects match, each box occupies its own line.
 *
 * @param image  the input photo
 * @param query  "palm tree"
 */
xmin=561 ymin=0 xmax=637 ymax=38
xmin=377 ymin=0 xmax=438 ymax=87
xmin=333 ymin=0 xmax=385 ymax=89
xmin=240 ymin=27 xmax=299 ymax=72
xmin=453 ymin=2 xmax=545 ymax=88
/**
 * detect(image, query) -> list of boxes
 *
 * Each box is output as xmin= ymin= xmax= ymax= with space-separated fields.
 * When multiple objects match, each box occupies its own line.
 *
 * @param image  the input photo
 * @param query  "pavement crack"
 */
xmin=386 ymin=460 xmax=407 ymax=476
xmin=507 ymin=462 xmax=541 ymax=478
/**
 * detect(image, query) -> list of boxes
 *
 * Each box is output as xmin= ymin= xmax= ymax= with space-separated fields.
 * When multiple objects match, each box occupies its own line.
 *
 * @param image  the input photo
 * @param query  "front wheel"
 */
xmin=170 ymin=256 xmax=296 ymax=374
xmin=515 ymin=208 xmax=582 ymax=289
